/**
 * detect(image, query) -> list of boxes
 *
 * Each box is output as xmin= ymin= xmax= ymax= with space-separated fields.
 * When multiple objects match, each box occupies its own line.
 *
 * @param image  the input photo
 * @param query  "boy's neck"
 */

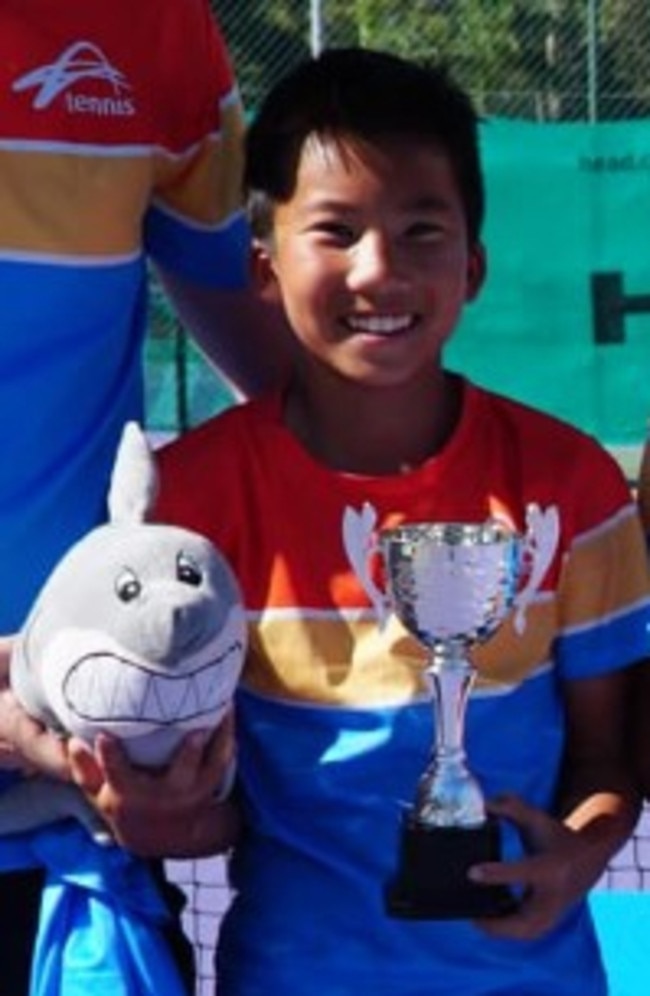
xmin=283 ymin=370 xmax=462 ymax=476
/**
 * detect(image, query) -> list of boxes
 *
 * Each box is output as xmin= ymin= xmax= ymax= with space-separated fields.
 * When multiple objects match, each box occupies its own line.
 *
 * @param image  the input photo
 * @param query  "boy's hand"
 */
xmin=469 ymin=671 xmax=640 ymax=940
xmin=68 ymin=710 xmax=239 ymax=857
xmin=0 ymin=684 xmax=69 ymax=779
xmin=467 ymin=794 xmax=604 ymax=940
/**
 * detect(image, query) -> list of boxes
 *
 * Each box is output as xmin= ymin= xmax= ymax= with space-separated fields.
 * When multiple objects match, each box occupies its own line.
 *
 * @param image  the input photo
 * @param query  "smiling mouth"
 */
xmin=346 ymin=314 xmax=415 ymax=336
xmin=62 ymin=641 xmax=244 ymax=726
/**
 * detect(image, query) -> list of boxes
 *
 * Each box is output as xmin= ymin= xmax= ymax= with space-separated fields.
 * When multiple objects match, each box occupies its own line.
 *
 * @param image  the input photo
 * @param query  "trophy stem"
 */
xmin=429 ymin=641 xmax=474 ymax=760
xmin=415 ymin=641 xmax=485 ymax=829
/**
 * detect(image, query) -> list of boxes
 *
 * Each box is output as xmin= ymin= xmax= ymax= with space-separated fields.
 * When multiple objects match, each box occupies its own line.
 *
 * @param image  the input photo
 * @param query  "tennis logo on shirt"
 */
xmin=12 ymin=40 xmax=136 ymax=117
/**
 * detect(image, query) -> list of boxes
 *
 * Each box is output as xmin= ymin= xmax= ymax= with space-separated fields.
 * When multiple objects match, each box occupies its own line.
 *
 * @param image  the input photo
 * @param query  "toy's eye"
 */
xmin=177 ymin=553 xmax=202 ymax=587
xmin=116 ymin=568 xmax=141 ymax=603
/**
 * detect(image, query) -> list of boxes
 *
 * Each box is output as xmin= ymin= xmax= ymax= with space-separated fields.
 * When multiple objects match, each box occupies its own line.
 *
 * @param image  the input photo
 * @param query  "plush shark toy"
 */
xmin=0 ymin=421 xmax=246 ymax=843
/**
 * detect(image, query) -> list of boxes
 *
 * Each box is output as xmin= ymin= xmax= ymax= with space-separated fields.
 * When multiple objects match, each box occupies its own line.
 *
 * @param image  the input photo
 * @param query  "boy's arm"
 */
xmin=156 ymin=267 xmax=295 ymax=400
xmin=469 ymin=667 xmax=640 ymax=940
xmin=628 ymin=658 xmax=650 ymax=801
xmin=555 ymin=666 xmax=640 ymax=869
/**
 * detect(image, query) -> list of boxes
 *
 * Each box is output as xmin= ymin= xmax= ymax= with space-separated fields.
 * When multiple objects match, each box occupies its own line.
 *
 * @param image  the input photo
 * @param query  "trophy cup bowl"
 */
xmin=342 ymin=504 xmax=559 ymax=920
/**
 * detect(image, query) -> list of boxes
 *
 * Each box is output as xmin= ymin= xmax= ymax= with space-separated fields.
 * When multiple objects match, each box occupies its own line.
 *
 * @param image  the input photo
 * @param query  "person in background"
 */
xmin=0 ymin=2 xmax=290 ymax=992
xmin=131 ymin=47 xmax=650 ymax=994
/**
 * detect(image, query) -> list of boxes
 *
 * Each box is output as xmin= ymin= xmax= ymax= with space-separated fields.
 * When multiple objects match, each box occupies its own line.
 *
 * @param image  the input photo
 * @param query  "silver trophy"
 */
xmin=343 ymin=503 xmax=559 ymax=919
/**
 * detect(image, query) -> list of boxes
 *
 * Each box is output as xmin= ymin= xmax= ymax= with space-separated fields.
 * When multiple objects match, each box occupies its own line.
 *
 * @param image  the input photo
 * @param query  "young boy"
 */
xmin=154 ymin=49 xmax=650 ymax=994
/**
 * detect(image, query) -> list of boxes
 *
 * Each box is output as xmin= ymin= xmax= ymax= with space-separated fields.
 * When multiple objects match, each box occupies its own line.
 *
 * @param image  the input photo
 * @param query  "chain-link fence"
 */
xmin=215 ymin=0 xmax=650 ymax=121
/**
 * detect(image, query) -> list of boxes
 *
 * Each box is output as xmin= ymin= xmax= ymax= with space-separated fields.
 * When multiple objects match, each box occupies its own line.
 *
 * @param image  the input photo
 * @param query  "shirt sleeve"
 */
xmin=554 ymin=442 xmax=650 ymax=679
xmin=144 ymin=1 xmax=249 ymax=288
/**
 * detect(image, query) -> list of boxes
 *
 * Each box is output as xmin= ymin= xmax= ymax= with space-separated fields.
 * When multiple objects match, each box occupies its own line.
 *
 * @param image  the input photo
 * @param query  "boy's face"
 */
xmin=257 ymin=133 xmax=484 ymax=390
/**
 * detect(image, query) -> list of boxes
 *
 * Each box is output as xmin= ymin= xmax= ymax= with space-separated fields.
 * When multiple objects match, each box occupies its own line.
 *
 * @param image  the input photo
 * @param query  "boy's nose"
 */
xmin=347 ymin=232 xmax=399 ymax=290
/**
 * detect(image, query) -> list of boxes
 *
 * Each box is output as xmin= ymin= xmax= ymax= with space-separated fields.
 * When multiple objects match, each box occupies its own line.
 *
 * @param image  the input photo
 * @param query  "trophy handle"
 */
xmin=342 ymin=503 xmax=390 ymax=628
xmin=513 ymin=503 xmax=560 ymax=634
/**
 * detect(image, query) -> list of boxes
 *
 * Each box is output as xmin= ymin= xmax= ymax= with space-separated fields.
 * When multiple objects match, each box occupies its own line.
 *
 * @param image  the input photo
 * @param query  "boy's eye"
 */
xmin=406 ymin=220 xmax=445 ymax=240
xmin=311 ymin=221 xmax=356 ymax=244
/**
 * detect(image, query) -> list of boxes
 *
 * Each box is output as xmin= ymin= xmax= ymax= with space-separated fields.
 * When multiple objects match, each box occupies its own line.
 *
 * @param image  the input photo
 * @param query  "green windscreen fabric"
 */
xmin=145 ymin=333 xmax=234 ymax=435
xmin=447 ymin=117 xmax=650 ymax=446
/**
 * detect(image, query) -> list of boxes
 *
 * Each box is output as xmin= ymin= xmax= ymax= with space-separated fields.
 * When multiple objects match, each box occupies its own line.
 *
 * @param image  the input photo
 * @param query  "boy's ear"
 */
xmin=465 ymin=242 xmax=487 ymax=302
xmin=250 ymin=241 xmax=281 ymax=302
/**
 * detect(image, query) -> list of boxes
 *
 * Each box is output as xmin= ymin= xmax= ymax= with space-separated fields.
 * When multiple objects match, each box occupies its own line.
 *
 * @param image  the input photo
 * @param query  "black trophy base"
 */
xmin=386 ymin=812 xmax=517 ymax=920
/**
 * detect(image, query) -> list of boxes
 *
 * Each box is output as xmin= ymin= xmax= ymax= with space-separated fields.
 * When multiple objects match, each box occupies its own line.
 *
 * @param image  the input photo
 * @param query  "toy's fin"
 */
xmin=107 ymin=421 xmax=159 ymax=524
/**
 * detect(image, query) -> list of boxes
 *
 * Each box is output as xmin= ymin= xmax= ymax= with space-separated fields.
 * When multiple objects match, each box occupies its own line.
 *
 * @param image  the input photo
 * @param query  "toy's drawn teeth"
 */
xmin=64 ymin=648 xmax=239 ymax=725
xmin=143 ymin=670 xmax=196 ymax=723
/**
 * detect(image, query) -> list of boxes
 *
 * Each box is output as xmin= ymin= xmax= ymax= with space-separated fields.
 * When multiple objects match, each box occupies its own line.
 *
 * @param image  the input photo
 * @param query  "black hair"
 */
xmin=244 ymin=47 xmax=484 ymax=244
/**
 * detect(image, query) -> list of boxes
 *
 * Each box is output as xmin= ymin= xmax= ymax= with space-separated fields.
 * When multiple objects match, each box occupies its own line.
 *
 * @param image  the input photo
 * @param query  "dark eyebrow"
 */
xmin=402 ymin=195 xmax=455 ymax=213
xmin=301 ymin=195 xmax=453 ymax=215
xmin=300 ymin=196 xmax=357 ymax=214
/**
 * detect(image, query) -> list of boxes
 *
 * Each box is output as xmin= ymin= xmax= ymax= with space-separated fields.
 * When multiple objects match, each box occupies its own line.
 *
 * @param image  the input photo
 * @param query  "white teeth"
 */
xmin=347 ymin=314 xmax=412 ymax=335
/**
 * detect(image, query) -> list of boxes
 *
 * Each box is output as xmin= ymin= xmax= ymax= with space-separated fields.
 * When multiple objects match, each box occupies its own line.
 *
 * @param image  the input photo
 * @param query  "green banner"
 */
xmin=447 ymin=118 xmax=650 ymax=446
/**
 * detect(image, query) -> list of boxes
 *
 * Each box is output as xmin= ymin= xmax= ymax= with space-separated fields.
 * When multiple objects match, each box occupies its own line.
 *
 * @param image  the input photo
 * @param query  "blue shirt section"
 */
xmin=557 ymin=607 xmax=650 ymax=678
xmin=145 ymin=206 xmax=251 ymax=288
xmin=216 ymin=672 xmax=610 ymax=995
xmin=0 ymin=256 xmax=146 ymax=630
xmin=0 ymin=821 xmax=185 ymax=996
